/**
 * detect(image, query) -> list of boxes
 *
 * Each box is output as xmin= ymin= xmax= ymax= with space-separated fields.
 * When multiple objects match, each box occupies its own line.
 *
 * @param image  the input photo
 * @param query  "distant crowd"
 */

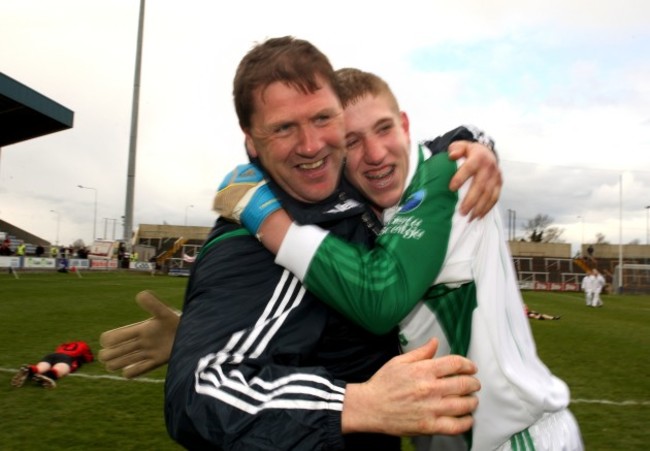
xmin=0 ymin=238 xmax=89 ymax=259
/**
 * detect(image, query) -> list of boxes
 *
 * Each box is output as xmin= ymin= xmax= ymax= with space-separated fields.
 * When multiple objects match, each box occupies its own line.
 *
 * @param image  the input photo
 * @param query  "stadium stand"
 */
xmin=0 ymin=72 xmax=73 ymax=147
xmin=1 ymin=72 xmax=73 ymax=261
xmin=0 ymin=219 xmax=50 ymax=254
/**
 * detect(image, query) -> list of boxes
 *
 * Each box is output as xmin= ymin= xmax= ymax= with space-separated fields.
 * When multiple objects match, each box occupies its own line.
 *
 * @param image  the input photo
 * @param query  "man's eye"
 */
xmin=274 ymin=124 xmax=293 ymax=135
xmin=314 ymin=114 xmax=331 ymax=126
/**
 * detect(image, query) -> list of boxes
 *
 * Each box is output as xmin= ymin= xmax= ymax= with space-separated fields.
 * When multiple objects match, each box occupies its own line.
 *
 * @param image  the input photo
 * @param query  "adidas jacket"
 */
xmin=164 ymin=176 xmax=400 ymax=450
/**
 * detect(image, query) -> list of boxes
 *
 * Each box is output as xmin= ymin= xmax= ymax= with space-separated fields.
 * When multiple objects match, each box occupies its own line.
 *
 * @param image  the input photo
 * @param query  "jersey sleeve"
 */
xmin=278 ymin=153 xmax=460 ymax=335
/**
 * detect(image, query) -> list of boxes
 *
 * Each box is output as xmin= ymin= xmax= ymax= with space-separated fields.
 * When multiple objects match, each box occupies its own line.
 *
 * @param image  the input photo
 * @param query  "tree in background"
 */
xmin=595 ymin=233 xmax=609 ymax=245
xmin=523 ymin=214 xmax=565 ymax=243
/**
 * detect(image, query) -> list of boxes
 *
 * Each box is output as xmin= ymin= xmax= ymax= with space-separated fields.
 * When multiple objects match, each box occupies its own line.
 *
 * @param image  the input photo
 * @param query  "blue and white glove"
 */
xmin=213 ymin=163 xmax=281 ymax=235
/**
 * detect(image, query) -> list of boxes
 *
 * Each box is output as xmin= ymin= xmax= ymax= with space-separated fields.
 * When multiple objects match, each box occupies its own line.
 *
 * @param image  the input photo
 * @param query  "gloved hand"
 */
xmin=213 ymin=163 xmax=281 ymax=235
xmin=98 ymin=290 xmax=180 ymax=379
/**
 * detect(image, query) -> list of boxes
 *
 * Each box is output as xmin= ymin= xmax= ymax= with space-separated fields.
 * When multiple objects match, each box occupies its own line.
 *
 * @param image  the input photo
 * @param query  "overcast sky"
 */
xmin=1 ymin=0 xmax=649 ymax=253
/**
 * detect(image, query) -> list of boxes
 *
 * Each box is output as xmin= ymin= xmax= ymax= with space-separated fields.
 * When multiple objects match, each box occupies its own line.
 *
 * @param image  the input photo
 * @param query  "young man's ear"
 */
xmin=400 ymin=111 xmax=410 ymax=136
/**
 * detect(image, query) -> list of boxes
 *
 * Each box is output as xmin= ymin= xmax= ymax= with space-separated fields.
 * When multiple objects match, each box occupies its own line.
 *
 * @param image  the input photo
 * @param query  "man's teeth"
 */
xmin=374 ymin=178 xmax=391 ymax=188
xmin=299 ymin=160 xmax=325 ymax=170
xmin=367 ymin=167 xmax=393 ymax=179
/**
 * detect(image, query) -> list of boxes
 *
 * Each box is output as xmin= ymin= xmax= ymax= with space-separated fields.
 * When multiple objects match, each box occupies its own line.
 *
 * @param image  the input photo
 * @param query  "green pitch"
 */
xmin=1 ymin=272 xmax=648 ymax=450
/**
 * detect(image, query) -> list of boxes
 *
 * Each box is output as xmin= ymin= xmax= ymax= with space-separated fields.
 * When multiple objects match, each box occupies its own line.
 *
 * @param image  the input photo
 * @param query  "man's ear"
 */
xmin=244 ymin=134 xmax=258 ymax=158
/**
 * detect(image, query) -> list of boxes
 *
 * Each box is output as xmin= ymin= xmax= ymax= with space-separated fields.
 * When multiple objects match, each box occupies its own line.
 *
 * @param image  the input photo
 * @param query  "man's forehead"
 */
xmin=252 ymin=81 xmax=341 ymax=124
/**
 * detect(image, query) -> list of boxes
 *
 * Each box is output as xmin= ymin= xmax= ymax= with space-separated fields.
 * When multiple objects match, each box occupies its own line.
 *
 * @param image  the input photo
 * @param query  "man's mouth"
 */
xmin=298 ymin=159 xmax=325 ymax=170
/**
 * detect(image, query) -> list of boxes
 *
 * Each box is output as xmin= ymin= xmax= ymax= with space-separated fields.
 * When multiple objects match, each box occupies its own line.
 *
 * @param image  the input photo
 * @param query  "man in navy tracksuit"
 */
xmin=166 ymin=174 xmax=400 ymax=449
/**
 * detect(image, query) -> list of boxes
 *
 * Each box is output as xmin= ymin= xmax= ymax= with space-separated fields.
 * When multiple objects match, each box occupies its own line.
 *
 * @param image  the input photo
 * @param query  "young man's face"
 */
xmin=245 ymin=77 xmax=346 ymax=204
xmin=343 ymin=93 xmax=411 ymax=211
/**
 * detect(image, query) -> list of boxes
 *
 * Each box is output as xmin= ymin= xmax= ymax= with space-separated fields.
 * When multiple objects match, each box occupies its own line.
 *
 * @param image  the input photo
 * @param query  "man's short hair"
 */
xmin=233 ymin=36 xmax=338 ymax=131
xmin=335 ymin=68 xmax=400 ymax=113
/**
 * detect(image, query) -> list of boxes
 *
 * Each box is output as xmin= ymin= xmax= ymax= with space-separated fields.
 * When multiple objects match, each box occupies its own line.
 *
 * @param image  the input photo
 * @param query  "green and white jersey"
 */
xmin=276 ymin=145 xmax=572 ymax=450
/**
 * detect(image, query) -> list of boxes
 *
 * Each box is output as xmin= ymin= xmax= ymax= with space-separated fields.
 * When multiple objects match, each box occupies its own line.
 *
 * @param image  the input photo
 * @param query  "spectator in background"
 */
xmin=586 ymin=244 xmax=596 ymax=265
xmin=592 ymin=269 xmax=606 ymax=307
xmin=35 ymin=245 xmax=45 ymax=257
xmin=50 ymin=246 xmax=59 ymax=258
xmin=16 ymin=240 xmax=26 ymax=256
xmin=11 ymin=341 xmax=94 ymax=389
xmin=0 ymin=241 xmax=12 ymax=256
xmin=117 ymin=242 xmax=129 ymax=268
xmin=1 ymin=240 xmax=13 ymax=274
xmin=15 ymin=240 xmax=26 ymax=268
xmin=581 ymin=270 xmax=596 ymax=306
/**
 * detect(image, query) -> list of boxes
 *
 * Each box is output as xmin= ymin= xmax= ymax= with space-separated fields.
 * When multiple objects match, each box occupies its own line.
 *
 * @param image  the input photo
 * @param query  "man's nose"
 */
xmin=296 ymin=126 xmax=321 ymax=157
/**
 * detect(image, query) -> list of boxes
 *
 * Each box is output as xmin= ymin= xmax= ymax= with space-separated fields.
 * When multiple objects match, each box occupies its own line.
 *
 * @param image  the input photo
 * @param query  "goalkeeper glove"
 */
xmin=98 ymin=290 xmax=180 ymax=379
xmin=213 ymin=163 xmax=281 ymax=235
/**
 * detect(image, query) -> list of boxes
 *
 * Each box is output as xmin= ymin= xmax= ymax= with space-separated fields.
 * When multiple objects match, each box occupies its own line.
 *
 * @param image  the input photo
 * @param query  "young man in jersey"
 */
xmin=220 ymin=68 xmax=583 ymax=450
xmin=11 ymin=341 xmax=94 ymax=389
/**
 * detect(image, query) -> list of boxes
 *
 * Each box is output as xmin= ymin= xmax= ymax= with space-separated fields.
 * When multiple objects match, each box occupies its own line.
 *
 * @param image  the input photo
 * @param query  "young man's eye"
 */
xmin=345 ymin=137 xmax=360 ymax=150
xmin=378 ymin=123 xmax=393 ymax=135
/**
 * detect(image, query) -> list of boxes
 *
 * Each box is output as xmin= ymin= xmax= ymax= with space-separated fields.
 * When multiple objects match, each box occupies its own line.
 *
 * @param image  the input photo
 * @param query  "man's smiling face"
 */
xmin=245 ymin=76 xmax=346 ymax=203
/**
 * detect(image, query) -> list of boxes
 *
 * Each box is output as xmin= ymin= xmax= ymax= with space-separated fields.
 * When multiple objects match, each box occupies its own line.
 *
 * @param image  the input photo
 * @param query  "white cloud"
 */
xmin=1 ymin=0 xmax=649 ymax=249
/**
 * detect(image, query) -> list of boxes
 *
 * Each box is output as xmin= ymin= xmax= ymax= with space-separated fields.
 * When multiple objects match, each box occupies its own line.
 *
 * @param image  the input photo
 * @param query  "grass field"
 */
xmin=1 ymin=271 xmax=648 ymax=450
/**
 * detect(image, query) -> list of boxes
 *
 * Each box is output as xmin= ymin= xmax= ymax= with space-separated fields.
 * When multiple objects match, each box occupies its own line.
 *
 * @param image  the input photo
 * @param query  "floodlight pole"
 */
xmin=50 ymin=209 xmax=60 ymax=245
xmin=184 ymin=204 xmax=194 ymax=226
xmin=104 ymin=218 xmax=117 ymax=240
xmin=645 ymin=205 xmax=650 ymax=246
xmin=618 ymin=174 xmax=623 ymax=293
xmin=577 ymin=215 xmax=584 ymax=254
xmin=123 ymin=0 xmax=145 ymax=251
xmin=507 ymin=209 xmax=516 ymax=241
xmin=645 ymin=205 xmax=650 ymax=264
xmin=77 ymin=185 xmax=98 ymax=242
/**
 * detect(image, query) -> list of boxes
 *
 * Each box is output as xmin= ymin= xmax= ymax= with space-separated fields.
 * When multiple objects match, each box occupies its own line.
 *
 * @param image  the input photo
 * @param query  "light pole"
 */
xmin=104 ymin=218 xmax=117 ymax=240
xmin=50 ymin=209 xmax=60 ymax=245
xmin=184 ymin=204 xmax=194 ymax=226
xmin=77 ymin=185 xmax=98 ymax=242
xmin=123 ymin=0 xmax=146 ymax=251
xmin=645 ymin=205 xmax=650 ymax=245
xmin=577 ymin=216 xmax=585 ymax=246
xmin=507 ymin=209 xmax=516 ymax=241
xmin=644 ymin=205 xmax=650 ymax=265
